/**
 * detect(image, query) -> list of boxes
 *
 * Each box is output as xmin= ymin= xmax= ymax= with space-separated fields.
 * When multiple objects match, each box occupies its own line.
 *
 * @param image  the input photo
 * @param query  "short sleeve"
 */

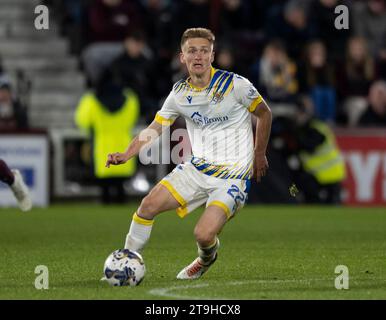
xmin=233 ymin=75 xmax=263 ymax=113
xmin=155 ymin=91 xmax=179 ymax=125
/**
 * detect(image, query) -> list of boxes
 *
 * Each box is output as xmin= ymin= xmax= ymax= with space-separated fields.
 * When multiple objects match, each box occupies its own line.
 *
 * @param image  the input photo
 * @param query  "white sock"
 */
xmin=124 ymin=212 xmax=153 ymax=252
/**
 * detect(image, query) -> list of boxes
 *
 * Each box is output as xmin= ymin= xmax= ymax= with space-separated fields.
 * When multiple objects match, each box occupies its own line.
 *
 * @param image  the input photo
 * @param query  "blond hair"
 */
xmin=180 ymin=28 xmax=215 ymax=48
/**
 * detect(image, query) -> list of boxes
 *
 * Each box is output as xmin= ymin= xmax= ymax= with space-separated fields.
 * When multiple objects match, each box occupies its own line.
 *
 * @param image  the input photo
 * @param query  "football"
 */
xmin=102 ymin=249 xmax=146 ymax=287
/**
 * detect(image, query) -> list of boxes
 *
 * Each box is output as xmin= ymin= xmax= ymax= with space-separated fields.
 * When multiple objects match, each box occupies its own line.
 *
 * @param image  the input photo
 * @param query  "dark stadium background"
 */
xmin=1 ymin=0 xmax=385 ymax=208
xmin=1 ymin=0 xmax=386 ymax=303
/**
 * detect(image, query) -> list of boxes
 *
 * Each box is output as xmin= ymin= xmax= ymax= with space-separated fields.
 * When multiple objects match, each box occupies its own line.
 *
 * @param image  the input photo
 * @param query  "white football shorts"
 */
xmin=159 ymin=162 xmax=251 ymax=220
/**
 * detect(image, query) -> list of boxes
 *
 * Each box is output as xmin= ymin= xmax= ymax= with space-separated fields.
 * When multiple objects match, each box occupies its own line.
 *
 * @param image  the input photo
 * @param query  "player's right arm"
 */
xmin=105 ymin=120 xmax=164 ymax=167
xmin=106 ymin=90 xmax=179 ymax=168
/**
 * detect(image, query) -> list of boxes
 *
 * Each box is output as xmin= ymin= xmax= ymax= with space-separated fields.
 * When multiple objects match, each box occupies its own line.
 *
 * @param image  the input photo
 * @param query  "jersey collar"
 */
xmin=186 ymin=67 xmax=216 ymax=91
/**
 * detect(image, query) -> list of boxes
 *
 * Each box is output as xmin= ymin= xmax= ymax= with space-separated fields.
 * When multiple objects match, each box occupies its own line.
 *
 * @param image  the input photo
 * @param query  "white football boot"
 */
xmin=10 ymin=169 xmax=32 ymax=212
xmin=176 ymin=253 xmax=218 ymax=280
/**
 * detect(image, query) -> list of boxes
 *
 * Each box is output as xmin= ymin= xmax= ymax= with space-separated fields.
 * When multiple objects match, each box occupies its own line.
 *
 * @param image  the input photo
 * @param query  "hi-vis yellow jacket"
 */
xmin=75 ymin=89 xmax=139 ymax=178
xmin=299 ymin=120 xmax=346 ymax=184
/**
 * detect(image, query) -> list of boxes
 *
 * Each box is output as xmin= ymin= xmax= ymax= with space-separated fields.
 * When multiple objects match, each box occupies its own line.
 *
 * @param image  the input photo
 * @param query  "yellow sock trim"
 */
xmin=133 ymin=212 xmax=154 ymax=226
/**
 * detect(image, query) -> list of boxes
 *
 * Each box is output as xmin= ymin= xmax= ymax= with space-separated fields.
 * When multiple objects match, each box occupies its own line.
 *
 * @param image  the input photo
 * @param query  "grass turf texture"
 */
xmin=0 ymin=204 xmax=385 ymax=299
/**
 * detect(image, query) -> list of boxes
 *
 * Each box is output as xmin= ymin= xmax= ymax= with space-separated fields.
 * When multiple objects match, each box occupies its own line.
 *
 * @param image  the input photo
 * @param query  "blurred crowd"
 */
xmin=38 ymin=0 xmax=386 ymax=127
xmin=0 ymin=73 xmax=29 ymax=131
xmin=1 ymin=0 xmax=386 ymax=204
xmin=0 ymin=0 xmax=385 ymax=128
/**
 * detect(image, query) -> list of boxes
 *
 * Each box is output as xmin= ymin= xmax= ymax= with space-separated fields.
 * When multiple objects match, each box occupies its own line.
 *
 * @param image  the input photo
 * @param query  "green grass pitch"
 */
xmin=0 ymin=204 xmax=385 ymax=299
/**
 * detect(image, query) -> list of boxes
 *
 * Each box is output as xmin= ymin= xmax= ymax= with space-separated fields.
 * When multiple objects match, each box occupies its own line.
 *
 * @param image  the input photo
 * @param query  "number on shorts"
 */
xmin=227 ymin=184 xmax=245 ymax=205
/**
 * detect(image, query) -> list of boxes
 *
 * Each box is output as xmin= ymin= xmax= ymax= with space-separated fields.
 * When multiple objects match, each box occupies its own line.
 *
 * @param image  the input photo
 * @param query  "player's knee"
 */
xmin=194 ymin=225 xmax=216 ymax=247
xmin=138 ymin=195 xmax=159 ymax=219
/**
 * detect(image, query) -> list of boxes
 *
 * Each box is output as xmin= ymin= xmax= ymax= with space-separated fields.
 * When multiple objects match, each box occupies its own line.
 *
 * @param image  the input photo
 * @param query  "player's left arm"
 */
xmin=252 ymin=98 xmax=272 ymax=182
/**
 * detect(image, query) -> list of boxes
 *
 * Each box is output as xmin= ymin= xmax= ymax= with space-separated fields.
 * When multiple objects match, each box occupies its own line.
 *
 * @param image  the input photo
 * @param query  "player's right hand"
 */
xmin=105 ymin=152 xmax=128 ymax=168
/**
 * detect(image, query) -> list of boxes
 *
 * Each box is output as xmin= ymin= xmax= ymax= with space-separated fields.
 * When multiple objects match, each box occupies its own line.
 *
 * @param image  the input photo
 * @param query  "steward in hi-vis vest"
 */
xmin=75 ymin=85 xmax=139 ymax=203
xmin=299 ymin=120 xmax=346 ymax=185
xmin=295 ymin=117 xmax=346 ymax=204
xmin=75 ymin=89 xmax=139 ymax=178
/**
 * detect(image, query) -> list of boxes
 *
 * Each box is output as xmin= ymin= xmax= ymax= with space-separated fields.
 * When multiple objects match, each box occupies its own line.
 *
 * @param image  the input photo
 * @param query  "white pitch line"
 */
xmin=148 ymin=278 xmax=331 ymax=300
xmin=148 ymin=283 xmax=212 ymax=300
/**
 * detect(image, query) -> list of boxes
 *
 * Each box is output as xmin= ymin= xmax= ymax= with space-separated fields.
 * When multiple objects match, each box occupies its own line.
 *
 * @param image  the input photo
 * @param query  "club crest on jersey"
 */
xmin=211 ymin=92 xmax=224 ymax=104
xmin=186 ymin=96 xmax=193 ymax=104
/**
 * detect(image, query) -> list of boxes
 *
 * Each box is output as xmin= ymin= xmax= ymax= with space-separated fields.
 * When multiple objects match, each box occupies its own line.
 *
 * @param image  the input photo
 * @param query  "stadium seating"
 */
xmin=0 ymin=0 xmax=85 ymax=130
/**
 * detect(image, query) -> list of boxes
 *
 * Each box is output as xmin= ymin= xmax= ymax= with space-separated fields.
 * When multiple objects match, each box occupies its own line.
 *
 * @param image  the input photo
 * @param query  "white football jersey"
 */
xmin=155 ymin=67 xmax=263 ymax=180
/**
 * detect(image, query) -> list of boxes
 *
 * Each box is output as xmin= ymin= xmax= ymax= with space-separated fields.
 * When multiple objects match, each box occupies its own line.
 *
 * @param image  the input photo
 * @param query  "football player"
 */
xmin=0 ymin=159 xmax=32 ymax=212
xmin=106 ymin=28 xmax=272 ymax=279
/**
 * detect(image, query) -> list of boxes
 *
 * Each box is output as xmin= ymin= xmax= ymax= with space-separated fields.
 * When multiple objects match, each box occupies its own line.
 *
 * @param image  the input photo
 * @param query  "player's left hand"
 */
xmin=253 ymin=153 xmax=268 ymax=183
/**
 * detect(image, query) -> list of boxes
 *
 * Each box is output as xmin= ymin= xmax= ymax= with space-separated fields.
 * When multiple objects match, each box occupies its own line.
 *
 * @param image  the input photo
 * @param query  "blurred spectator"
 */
xmin=0 ymin=75 xmax=28 ymax=130
xmin=338 ymin=37 xmax=376 ymax=98
xmin=136 ymin=0 xmax=175 ymax=101
xmin=216 ymin=0 xmax=261 ymax=66
xmin=272 ymin=96 xmax=346 ymax=204
xmin=251 ymin=40 xmax=298 ymax=106
xmin=214 ymin=44 xmax=246 ymax=75
xmin=212 ymin=0 xmax=271 ymax=66
xmin=244 ymin=0 xmax=275 ymax=33
xmin=44 ymin=0 xmax=89 ymax=54
xmin=106 ymin=30 xmax=157 ymax=122
xmin=264 ymin=0 xmax=316 ymax=59
xmin=217 ymin=0 xmax=248 ymax=39
xmin=137 ymin=0 xmax=174 ymax=59
xmin=310 ymin=0 xmax=351 ymax=62
xmin=82 ymin=43 xmax=124 ymax=87
xmin=74 ymin=79 xmax=140 ymax=204
xmin=299 ymin=40 xmax=336 ymax=123
xmin=336 ymin=37 xmax=376 ymax=126
xmin=353 ymin=0 xmax=386 ymax=59
xmin=170 ymin=0 xmax=212 ymax=49
xmin=353 ymin=0 xmax=386 ymax=84
xmin=294 ymin=96 xmax=346 ymax=204
xmin=82 ymin=0 xmax=143 ymax=85
xmin=358 ymin=80 xmax=386 ymax=127
xmin=87 ymin=0 xmax=142 ymax=43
